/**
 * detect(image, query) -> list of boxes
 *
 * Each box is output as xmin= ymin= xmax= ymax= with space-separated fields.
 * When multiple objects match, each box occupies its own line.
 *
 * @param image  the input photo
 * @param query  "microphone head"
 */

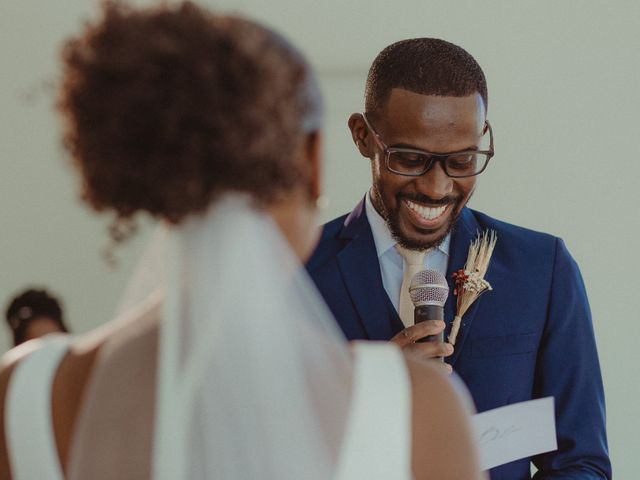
xmin=409 ymin=270 xmax=449 ymax=307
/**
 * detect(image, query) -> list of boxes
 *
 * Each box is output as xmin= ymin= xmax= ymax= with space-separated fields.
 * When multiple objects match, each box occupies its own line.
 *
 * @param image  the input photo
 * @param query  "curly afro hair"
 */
xmin=365 ymin=38 xmax=488 ymax=114
xmin=58 ymin=1 xmax=320 ymax=227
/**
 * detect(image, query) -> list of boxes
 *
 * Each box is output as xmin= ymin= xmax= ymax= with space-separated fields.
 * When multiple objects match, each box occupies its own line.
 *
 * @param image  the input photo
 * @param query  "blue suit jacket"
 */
xmin=307 ymin=199 xmax=611 ymax=479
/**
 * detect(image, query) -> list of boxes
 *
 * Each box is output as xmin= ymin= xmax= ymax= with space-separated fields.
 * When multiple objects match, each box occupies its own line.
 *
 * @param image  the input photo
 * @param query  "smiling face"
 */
xmin=351 ymin=88 xmax=486 ymax=250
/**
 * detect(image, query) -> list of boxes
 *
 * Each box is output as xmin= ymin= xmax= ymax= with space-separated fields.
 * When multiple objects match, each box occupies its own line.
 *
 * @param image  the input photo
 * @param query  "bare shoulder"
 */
xmin=70 ymin=291 xmax=162 ymax=359
xmin=404 ymin=355 xmax=460 ymax=407
xmin=80 ymin=294 xmax=161 ymax=386
xmin=65 ymin=290 xmax=162 ymax=415
xmin=404 ymin=355 xmax=485 ymax=480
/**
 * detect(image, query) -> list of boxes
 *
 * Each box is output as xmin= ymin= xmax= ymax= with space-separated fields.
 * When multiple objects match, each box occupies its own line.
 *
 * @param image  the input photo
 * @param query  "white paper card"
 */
xmin=471 ymin=397 xmax=557 ymax=470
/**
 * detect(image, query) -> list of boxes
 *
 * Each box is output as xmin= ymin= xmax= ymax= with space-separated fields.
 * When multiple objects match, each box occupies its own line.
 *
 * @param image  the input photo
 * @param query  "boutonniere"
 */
xmin=449 ymin=230 xmax=497 ymax=345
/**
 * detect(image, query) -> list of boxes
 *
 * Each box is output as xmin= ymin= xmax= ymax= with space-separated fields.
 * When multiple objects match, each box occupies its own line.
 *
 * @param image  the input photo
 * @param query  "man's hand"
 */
xmin=390 ymin=320 xmax=454 ymax=374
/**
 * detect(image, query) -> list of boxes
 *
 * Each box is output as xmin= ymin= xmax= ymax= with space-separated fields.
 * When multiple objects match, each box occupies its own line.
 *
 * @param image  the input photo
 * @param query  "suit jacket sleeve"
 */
xmin=532 ymin=238 xmax=611 ymax=479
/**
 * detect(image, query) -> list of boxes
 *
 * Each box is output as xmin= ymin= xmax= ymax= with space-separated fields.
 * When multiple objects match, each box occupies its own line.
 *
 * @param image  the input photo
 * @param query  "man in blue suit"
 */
xmin=307 ymin=38 xmax=610 ymax=479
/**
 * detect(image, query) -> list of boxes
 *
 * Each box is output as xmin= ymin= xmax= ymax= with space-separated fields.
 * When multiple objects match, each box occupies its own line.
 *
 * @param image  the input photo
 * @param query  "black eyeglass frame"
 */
xmin=360 ymin=112 xmax=494 ymax=178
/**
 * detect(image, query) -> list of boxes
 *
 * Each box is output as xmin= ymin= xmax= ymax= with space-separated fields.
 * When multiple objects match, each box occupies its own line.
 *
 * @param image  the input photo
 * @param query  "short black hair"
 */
xmin=5 ymin=288 xmax=68 ymax=346
xmin=364 ymin=38 xmax=488 ymax=114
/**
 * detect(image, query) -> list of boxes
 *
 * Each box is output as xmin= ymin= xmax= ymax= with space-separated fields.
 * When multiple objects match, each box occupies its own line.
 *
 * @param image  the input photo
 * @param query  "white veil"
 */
xmin=65 ymin=13 xmax=353 ymax=477
xmin=152 ymin=194 xmax=352 ymax=479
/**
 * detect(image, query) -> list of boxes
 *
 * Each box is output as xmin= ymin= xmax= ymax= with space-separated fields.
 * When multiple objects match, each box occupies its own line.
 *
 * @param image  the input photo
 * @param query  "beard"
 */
xmin=372 ymin=185 xmax=469 ymax=251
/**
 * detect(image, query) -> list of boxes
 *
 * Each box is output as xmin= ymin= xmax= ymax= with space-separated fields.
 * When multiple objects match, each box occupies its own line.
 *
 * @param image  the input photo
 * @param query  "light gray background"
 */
xmin=1 ymin=0 xmax=638 ymax=476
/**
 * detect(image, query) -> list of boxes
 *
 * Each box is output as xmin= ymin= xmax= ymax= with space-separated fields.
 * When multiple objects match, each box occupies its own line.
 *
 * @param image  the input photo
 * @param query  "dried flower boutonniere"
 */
xmin=449 ymin=230 xmax=497 ymax=345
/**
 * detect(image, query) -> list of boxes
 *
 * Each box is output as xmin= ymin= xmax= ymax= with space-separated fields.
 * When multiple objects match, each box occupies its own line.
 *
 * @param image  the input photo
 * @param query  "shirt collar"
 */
xmin=364 ymin=190 xmax=451 ymax=259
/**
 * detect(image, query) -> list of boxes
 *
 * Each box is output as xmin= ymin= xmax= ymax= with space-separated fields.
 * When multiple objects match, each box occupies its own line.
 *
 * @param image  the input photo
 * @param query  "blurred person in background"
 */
xmin=5 ymin=288 xmax=69 ymax=347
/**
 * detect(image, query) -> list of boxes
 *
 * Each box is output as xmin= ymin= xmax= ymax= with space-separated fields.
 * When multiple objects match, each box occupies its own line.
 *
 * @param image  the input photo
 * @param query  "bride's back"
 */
xmin=66 ymin=297 xmax=161 ymax=480
xmin=12 ymin=301 xmax=478 ymax=480
xmin=0 ymin=2 xmax=483 ymax=479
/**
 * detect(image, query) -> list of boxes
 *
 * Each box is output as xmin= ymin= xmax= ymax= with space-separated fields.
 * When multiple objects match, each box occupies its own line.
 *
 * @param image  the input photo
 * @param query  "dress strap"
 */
xmin=5 ymin=335 xmax=71 ymax=480
xmin=335 ymin=341 xmax=412 ymax=480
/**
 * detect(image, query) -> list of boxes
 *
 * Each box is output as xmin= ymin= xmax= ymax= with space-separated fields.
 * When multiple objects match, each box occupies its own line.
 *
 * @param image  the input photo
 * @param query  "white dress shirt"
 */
xmin=364 ymin=191 xmax=450 ymax=312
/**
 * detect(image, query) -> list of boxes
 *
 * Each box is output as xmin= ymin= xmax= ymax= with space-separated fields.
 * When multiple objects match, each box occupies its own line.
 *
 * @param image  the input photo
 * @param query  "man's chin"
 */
xmin=390 ymin=214 xmax=457 ymax=250
xmin=393 ymin=229 xmax=449 ymax=251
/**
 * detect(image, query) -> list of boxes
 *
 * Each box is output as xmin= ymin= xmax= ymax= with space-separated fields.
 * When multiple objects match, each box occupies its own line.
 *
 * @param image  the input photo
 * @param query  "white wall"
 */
xmin=1 ymin=0 xmax=638 ymax=476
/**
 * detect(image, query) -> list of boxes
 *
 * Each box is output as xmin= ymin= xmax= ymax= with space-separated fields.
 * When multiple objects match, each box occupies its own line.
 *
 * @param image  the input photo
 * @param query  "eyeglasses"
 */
xmin=360 ymin=112 xmax=494 ymax=178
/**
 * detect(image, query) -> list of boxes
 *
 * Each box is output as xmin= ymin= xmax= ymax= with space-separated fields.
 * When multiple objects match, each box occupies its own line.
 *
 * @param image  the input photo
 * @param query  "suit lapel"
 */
xmin=337 ymin=199 xmax=396 ymax=340
xmin=445 ymin=208 xmax=484 ymax=366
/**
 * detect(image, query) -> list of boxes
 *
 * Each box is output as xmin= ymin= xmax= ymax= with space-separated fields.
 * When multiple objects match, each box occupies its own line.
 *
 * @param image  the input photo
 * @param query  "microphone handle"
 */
xmin=414 ymin=304 xmax=444 ymax=344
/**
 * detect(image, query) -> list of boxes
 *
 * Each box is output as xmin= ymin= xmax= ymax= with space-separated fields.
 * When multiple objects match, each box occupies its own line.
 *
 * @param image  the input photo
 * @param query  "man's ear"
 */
xmin=348 ymin=113 xmax=373 ymax=158
xmin=304 ymin=130 xmax=322 ymax=202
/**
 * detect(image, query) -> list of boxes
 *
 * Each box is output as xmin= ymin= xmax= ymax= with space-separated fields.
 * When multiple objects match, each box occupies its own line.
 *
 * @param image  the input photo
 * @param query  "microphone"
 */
xmin=409 ymin=270 xmax=449 ymax=344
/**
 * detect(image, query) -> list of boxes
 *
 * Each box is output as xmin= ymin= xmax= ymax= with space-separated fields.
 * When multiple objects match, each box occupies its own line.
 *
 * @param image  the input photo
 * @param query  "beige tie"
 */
xmin=395 ymin=245 xmax=428 ymax=328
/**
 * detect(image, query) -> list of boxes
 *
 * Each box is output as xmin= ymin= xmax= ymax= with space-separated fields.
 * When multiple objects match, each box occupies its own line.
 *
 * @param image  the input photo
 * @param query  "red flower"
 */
xmin=452 ymin=269 xmax=468 ymax=296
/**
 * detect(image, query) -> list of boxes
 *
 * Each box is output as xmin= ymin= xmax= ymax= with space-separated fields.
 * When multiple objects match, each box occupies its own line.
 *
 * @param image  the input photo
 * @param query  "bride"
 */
xmin=0 ymin=2 xmax=483 ymax=479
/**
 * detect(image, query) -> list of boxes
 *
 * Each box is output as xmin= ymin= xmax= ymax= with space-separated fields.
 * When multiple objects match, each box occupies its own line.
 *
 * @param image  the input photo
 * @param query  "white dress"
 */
xmin=5 ymin=335 xmax=71 ymax=480
xmin=335 ymin=341 xmax=412 ymax=480
xmin=4 ymin=338 xmax=411 ymax=480
xmin=6 ymin=197 xmax=413 ymax=480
